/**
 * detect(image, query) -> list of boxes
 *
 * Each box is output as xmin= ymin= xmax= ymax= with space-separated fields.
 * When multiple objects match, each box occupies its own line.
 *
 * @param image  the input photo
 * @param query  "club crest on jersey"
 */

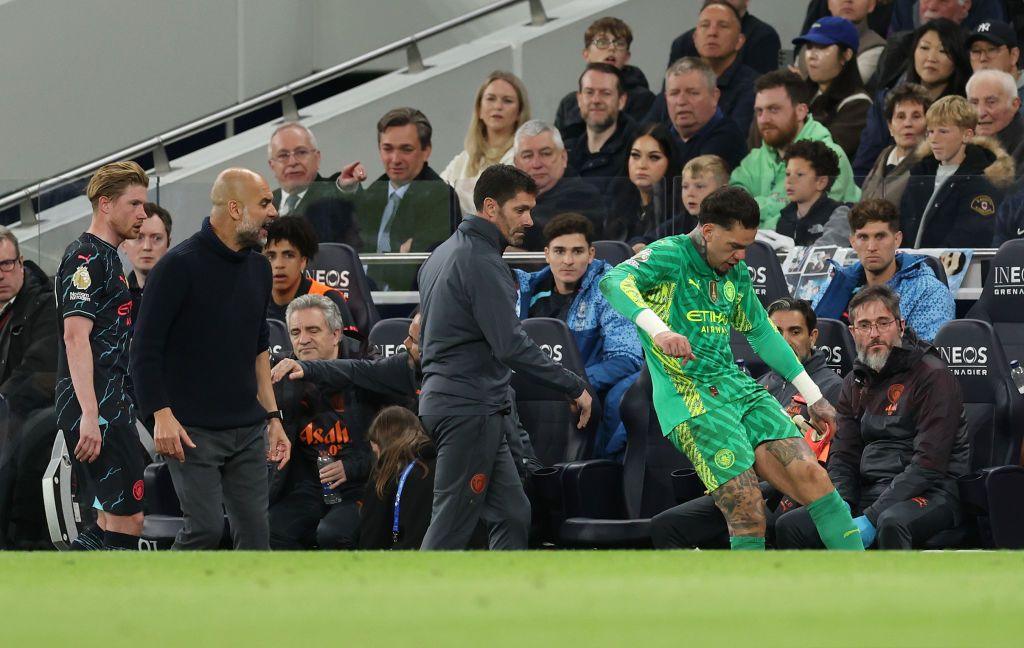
xmin=723 ymin=280 xmax=736 ymax=302
xmin=709 ymin=281 xmax=718 ymax=303
xmin=625 ymin=247 xmax=652 ymax=268
xmin=72 ymin=265 xmax=91 ymax=290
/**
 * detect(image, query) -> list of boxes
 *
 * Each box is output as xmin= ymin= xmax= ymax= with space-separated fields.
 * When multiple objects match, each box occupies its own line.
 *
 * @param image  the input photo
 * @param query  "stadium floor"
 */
xmin=2 ymin=551 xmax=1021 ymax=647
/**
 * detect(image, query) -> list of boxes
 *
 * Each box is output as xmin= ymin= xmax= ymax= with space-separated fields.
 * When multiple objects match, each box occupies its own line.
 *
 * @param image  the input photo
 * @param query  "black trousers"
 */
xmin=651 ymin=482 xmax=786 ymax=549
xmin=776 ymin=491 xmax=958 ymax=549
xmin=420 ymin=413 xmax=530 ymax=550
xmin=269 ymin=479 xmax=361 ymax=550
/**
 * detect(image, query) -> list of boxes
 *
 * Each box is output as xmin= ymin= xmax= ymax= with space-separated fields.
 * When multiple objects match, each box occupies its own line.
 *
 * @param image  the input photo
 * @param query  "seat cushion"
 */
xmin=559 ymin=517 xmax=652 ymax=548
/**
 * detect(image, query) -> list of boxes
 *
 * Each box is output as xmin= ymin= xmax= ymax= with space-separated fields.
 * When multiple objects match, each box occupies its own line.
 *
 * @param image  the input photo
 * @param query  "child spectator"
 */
xmin=777 ymin=140 xmax=851 ymax=246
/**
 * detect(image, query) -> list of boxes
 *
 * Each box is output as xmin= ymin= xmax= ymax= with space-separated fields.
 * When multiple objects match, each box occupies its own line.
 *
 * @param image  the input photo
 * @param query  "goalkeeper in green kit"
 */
xmin=600 ymin=187 xmax=862 ymax=551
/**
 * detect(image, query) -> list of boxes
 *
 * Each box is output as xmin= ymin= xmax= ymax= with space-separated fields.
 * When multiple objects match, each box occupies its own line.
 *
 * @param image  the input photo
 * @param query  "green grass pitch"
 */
xmin=1 ymin=551 xmax=1021 ymax=647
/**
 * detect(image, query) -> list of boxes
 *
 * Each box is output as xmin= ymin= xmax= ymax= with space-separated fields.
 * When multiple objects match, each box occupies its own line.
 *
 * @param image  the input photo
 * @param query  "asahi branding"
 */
xmin=938 ymin=345 xmax=989 ymax=376
xmin=992 ymin=266 xmax=1024 ymax=296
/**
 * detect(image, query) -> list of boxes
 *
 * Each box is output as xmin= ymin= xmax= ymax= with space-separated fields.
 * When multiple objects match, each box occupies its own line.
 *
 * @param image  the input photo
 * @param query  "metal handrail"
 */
xmin=4 ymin=0 xmax=548 ymax=225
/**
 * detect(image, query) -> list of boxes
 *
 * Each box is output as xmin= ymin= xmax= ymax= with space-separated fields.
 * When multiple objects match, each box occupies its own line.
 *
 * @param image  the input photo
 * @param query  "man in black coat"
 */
xmin=665 ymin=0 xmax=781 ymax=76
xmin=268 ymin=123 xmax=360 ymax=248
xmin=776 ymin=286 xmax=969 ymax=549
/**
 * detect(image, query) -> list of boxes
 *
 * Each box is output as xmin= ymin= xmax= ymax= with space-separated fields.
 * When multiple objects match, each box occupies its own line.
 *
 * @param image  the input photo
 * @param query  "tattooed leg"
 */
xmin=755 ymin=437 xmax=833 ymax=505
xmin=710 ymin=469 xmax=766 ymax=537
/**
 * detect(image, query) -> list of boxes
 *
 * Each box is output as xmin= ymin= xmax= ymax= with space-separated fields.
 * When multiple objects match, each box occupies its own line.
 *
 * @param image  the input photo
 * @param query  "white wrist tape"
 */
xmin=635 ymin=309 xmax=671 ymax=339
xmin=791 ymin=370 xmax=824 ymax=407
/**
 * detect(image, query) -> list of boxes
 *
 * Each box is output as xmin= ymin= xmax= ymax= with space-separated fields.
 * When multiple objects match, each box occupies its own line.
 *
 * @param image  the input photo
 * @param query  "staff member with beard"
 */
xmin=416 ymin=164 xmax=592 ymax=550
xmin=131 ymin=168 xmax=291 ymax=550
xmin=775 ymin=285 xmax=969 ymax=549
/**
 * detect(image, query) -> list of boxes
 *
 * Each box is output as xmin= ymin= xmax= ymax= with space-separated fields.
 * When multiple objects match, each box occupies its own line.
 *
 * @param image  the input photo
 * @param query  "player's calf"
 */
xmin=711 ymin=469 xmax=767 ymax=550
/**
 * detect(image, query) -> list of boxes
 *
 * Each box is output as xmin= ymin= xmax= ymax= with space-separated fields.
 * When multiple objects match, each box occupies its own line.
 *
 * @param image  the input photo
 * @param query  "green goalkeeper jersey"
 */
xmin=599 ymin=233 xmax=805 ymax=434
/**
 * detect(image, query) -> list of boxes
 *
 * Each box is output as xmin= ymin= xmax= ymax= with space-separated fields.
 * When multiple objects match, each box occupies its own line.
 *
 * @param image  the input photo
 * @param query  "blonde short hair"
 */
xmin=925 ymin=95 xmax=978 ymax=131
xmin=682 ymin=155 xmax=730 ymax=186
xmin=86 ymin=161 xmax=149 ymax=208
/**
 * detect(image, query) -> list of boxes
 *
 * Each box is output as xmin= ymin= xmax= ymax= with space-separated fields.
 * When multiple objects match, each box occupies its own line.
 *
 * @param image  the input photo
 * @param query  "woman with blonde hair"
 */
xmin=357 ymin=406 xmax=437 ymax=549
xmin=441 ymin=70 xmax=531 ymax=213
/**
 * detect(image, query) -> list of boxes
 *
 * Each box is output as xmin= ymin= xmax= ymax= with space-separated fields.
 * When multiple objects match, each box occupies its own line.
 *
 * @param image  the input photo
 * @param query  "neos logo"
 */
xmin=311 ymin=269 xmax=351 ymax=289
xmin=938 ymin=346 xmax=988 ymax=376
xmin=271 ymin=343 xmax=285 ymax=355
xmin=540 ymin=344 xmax=563 ymax=363
xmin=821 ymin=345 xmax=844 ymax=367
xmin=747 ymin=265 xmax=767 ymax=295
xmin=375 ymin=343 xmax=408 ymax=358
xmin=993 ymin=266 xmax=1024 ymax=296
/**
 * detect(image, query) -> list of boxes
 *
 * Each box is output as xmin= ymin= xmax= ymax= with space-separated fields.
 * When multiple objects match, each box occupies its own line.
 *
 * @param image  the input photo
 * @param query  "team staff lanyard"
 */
xmin=392 ymin=462 xmax=417 ymax=545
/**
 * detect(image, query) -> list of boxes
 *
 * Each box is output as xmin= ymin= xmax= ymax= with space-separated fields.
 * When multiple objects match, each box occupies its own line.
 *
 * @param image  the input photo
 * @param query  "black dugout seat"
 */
xmin=966 ymin=239 xmax=1024 ymax=363
xmin=368 ymin=317 xmax=411 ymax=358
xmin=929 ymin=319 xmax=1024 ymax=548
xmin=514 ymin=318 xmax=600 ymax=466
xmin=743 ymin=240 xmax=790 ymax=307
xmin=815 ymin=317 xmax=857 ymax=377
xmin=592 ymin=240 xmax=633 ymax=267
xmin=306 ymin=243 xmax=381 ymax=335
xmin=267 ymin=318 xmax=292 ymax=363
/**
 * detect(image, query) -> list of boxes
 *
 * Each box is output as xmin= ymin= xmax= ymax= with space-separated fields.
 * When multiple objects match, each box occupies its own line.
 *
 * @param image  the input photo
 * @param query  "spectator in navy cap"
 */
xmin=966 ymin=20 xmax=1024 ymax=108
xmin=794 ymin=16 xmax=873 ymax=158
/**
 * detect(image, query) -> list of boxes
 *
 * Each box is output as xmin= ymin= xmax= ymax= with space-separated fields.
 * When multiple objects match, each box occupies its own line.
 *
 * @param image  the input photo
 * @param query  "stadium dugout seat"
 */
xmin=306 ymin=243 xmax=381 ymax=335
xmin=592 ymin=240 xmax=633 ymax=267
xmin=815 ymin=317 xmax=856 ymax=377
xmin=966 ymin=239 xmax=1024 ymax=363
xmin=368 ymin=317 xmax=411 ymax=358
xmin=919 ymin=254 xmax=949 ymax=288
xmin=553 ymin=368 xmax=692 ymax=548
xmin=514 ymin=318 xmax=601 ymax=467
xmin=267 ymin=318 xmax=292 ymax=363
xmin=929 ymin=319 xmax=1024 ymax=549
xmin=729 ymin=241 xmax=791 ymax=377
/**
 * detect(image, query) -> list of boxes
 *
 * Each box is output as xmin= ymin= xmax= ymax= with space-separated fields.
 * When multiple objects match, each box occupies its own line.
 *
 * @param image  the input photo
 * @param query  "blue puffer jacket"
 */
xmin=514 ymin=260 xmax=643 ymax=392
xmin=812 ymin=252 xmax=954 ymax=341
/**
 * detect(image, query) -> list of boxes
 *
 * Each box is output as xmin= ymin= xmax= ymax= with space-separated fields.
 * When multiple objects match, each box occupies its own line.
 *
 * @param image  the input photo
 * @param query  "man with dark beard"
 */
xmin=416 ymin=164 xmax=592 ymax=550
xmin=775 ymin=285 xmax=969 ymax=549
xmin=730 ymin=70 xmax=860 ymax=229
xmin=566 ymin=63 xmax=637 ymax=199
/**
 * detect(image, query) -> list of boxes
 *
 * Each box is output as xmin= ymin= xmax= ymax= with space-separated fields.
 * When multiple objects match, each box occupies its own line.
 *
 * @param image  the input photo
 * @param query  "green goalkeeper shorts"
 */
xmin=667 ymin=388 xmax=800 ymax=492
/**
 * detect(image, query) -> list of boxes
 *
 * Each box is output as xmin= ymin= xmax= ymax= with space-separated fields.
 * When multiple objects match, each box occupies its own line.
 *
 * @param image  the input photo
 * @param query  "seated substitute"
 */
xmin=514 ymin=213 xmax=644 ymax=458
xmin=776 ymin=285 xmax=969 ymax=549
xmin=813 ymin=198 xmax=953 ymax=341
xmin=268 ymin=295 xmax=376 ymax=549
xmin=600 ymin=186 xmax=863 ymax=551
xmin=651 ymin=297 xmax=845 ymax=549
xmin=262 ymin=216 xmax=362 ymax=343
xmin=776 ymin=139 xmax=851 ymax=247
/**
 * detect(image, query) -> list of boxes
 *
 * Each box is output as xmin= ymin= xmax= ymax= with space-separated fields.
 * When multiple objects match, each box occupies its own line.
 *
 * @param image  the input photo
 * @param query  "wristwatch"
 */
xmin=265 ymin=409 xmax=284 ymax=422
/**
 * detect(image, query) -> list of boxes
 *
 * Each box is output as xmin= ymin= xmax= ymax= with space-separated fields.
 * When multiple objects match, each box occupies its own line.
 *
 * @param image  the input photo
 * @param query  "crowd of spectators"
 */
xmin=2 ymin=0 xmax=1023 ymax=551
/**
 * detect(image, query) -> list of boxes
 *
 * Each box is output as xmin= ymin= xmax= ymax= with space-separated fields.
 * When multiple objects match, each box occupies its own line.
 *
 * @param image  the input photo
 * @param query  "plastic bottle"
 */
xmin=1011 ymin=360 xmax=1024 ymax=396
xmin=317 ymin=450 xmax=342 ymax=505
xmin=736 ymin=359 xmax=752 ymax=376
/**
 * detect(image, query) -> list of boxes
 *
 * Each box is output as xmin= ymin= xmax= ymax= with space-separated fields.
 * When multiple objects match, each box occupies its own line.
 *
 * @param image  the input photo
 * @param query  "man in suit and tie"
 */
xmin=268 ymin=123 xmax=360 ymax=249
xmin=335 ymin=107 xmax=459 ymax=288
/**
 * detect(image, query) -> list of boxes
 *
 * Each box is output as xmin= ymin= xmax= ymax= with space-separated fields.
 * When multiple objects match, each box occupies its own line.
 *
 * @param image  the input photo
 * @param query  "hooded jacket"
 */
xmin=730 ymin=115 xmax=861 ymax=230
xmin=812 ymin=252 xmax=954 ymax=342
xmin=828 ymin=329 xmax=970 ymax=525
xmin=899 ymin=136 xmax=1016 ymax=249
xmin=0 ymin=260 xmax=56 ymax=417
xmin=514 ymin=259 xmax=643 ymax=392
xmin=555 ymin=65 xmax=655 ymax=142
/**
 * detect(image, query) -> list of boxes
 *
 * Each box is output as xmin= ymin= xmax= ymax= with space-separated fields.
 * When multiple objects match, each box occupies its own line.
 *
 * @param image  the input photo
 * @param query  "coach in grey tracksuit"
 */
xmin=417 ymin=165 xmax=590 ymax=550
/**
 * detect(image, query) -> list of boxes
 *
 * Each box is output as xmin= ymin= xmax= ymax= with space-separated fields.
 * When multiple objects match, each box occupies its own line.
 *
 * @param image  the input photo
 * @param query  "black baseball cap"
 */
xmin=966 ymin=21 xmax=1018 ymax=50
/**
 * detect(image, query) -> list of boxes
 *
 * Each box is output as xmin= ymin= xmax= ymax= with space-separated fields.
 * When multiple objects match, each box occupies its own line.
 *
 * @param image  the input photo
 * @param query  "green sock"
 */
xmin=806 ymin=489 xmax=864 ymax=551
xmin=729 ymin=536 xmax=765 ymax=551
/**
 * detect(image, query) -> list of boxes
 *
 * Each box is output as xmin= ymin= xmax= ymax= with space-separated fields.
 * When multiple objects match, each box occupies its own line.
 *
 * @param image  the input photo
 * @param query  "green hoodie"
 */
xmin=730 ymin=116 xmax=861 ymax=230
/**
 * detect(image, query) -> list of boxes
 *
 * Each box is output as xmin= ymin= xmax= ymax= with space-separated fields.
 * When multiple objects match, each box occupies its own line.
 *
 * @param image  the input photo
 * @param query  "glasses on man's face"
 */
xmin=272 ymin=148 xmax=315 ymax=164
xmin=851 ymin=318 xmax=897 ymax=335
xmin=0 ymin=257 xmax=21 ymax=273
xmin=592 ymin=37 xmax=628 ymax=51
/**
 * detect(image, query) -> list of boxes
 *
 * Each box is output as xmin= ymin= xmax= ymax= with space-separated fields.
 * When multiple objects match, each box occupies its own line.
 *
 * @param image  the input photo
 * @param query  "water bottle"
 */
xmin=1011 ymin=360 xmax=1024 ymax=396
xmin=736 ymin=359 xmax=752 ymax=376
xmin=317 ymin=450 xmax=342 ymax=505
